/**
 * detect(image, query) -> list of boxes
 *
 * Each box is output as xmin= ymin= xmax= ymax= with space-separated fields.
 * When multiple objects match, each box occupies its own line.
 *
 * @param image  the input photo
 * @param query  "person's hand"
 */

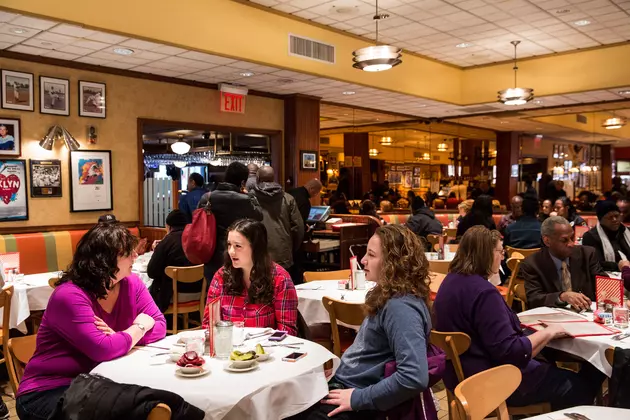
xmin=544 ymin=323 xmax=569 ymax=340
xmin=619 ymin=260 xmax=630 ymax=271
xmin=560 ymin=291 xmax=591 ymax=311
xmin=151 ymin=240 xmax=161 ymax=251
xmin=94 ymin=316 xmax=115 ymax=335
xmin=322 ymin=388 xmax=354 ymax=417
xmin=134 ymin=313 xmax=156 ymax=331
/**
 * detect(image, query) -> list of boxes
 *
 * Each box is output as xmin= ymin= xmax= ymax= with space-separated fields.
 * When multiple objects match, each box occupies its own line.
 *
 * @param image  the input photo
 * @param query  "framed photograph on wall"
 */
xmin=0 ymin=118 xmax=20 ymax=157
xmin=1 ymin=70 xmax=34 ymax=111
xmin=40 ymin=76 xmax=70 ymax=116
xmin=301 ymin=150 xmax=318 ymax=171
xmin=0 ymin=160 xmax=28 ymax=221
xmin=78 ymin=81 xmax=106 ymax=118
xmin=30 ymin=159 xmax=62 ymax=197
xmin=69 ymin=150 xmax=113 ymax=212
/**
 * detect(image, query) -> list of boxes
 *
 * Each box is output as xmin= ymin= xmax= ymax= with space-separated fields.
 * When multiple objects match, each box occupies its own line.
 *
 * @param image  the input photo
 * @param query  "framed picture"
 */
xmin=301 ymin=150 xmax=318 ymax=171
xmin=40 ymin=76 xmax=69 ymax=116
xmin=0 ymin=160 xmax=28 ymax=221
xmin=78 ymin=81 xmax=106 ymax=118
xmin=0 ymin=118 xmax=20 ymax=157
xmin=69 ymin=150 xmax=113 ymax=212
xmin=30 ymin=159 xmax=62 ymax=197
xmin=1 ymin=70 xmax=34 ymax=111
xmin=412 ymin=177 xmax=421 ymax=189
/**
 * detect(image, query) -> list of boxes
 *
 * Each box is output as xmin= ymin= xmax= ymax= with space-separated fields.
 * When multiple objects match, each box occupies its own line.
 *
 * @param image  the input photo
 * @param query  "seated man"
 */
xmin=504 ymin=196 xmax=542 ymax=249
xmin=147 ymin=209 xmax=202 ymax=312
xmin=406 ymin=197 xmax=442 ymax=242
xmin=497 ymin=195 xmax=523 ymax=236
xmin=582 ymin=201 xmax=630 ymax=272
xmin=521 ymin=216 xmax=605 ymax=310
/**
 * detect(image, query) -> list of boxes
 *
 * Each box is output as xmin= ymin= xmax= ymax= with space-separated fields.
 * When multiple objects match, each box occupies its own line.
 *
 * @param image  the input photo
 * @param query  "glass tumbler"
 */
xmin=232 ymin=321 xmax=245 ymax=346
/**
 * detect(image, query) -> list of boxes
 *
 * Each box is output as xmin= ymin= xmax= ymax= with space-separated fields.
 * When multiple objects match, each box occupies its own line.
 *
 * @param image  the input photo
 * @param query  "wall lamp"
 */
xmin=39 ymin=125 xmax=81 ymax=151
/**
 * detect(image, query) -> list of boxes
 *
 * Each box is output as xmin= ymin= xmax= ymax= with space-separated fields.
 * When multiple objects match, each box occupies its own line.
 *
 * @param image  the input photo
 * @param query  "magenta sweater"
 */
xmin=18 ymin=274 xmax=166 ymax=396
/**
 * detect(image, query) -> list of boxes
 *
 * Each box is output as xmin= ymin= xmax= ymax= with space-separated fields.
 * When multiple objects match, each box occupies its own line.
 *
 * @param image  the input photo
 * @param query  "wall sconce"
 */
xmin=39 ymin=125 xmax=81 ymax=151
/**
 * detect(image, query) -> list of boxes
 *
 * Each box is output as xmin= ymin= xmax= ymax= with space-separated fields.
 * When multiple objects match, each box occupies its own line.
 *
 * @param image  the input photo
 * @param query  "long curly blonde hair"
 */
xmin=364 ymin=224 xmax=431 ymax=316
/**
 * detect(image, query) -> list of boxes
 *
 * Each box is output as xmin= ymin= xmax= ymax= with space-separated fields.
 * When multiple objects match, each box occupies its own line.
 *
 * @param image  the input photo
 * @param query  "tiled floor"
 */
xmin=1 ymin=382 xmax=18 ymax=419
xmin=433 ymin=381 xmax=449 ymax=419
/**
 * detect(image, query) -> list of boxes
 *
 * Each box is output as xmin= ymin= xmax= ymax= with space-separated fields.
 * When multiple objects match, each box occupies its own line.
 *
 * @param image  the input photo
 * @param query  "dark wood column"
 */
xmin=343 ymin=132 xmax=370 ymax=199
xmin=495 ymin=131 xmax=520 ymax=205
xmin=602 ymin=145 xmax=612 ymax=193
xmin=283 ymin=94 xmax=321 ymax=189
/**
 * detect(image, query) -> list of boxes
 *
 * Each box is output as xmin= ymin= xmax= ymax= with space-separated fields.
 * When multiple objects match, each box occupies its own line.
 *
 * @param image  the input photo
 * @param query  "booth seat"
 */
xmin=0 ymin=227 xmax=140 ymax=275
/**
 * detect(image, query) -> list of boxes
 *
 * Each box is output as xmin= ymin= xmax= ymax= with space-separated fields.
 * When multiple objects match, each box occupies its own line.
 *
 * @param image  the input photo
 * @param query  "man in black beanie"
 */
xmin=147 ymin=209 xmax=202 ymax=312
xmin=582 ymin=200 xmax=630 ymax=271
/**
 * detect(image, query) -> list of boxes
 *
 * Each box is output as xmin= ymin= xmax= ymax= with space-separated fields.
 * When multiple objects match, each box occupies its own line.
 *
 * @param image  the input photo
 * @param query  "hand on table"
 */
xmin=560 ymin=291 xmax=591 ymax=311
xmin=323 ymin=388 xmax=354 ymax=417
xmin=619 ymin=260 xmax=630 ymax=271
xmin=94 ymin=316 xmax=115 ymax=335
xmin=545 ymin=323 xmax=569 ymax=340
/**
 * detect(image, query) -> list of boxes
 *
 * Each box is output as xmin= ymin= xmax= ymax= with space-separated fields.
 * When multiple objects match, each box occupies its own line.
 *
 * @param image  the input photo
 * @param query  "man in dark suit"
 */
xmin=288 ymin=178 xmax=322 ymax=226
xmin=521 ymin=216 xmax=605 ymax=310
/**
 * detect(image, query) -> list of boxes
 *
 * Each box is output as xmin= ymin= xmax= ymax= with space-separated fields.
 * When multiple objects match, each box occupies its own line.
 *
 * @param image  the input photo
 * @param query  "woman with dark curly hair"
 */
xmin=16 ymin=223 xmax=166 ymax=420
xmin=554 ymin=196 xmax=586 ymax=227
xmin=201 ymin=219 xmax=298 ymax=335
xmin=293 ymin=224 xmax=432 ymax=419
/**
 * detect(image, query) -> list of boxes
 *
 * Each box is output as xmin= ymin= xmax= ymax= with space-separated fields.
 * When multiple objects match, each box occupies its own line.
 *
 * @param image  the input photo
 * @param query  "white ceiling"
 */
xmin=248 ymin=0 xmax=630 ymax=67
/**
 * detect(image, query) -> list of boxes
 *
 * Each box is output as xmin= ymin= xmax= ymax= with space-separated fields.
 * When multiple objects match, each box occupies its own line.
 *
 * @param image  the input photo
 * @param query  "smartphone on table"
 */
xmin=282 ymin=352 xmax=307 ymax=362
xmin=268 ymin=331 xmax=288 ymax=342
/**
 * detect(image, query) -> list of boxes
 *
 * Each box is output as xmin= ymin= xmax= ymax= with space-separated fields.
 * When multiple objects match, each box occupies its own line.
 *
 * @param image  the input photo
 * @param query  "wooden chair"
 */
xmin=147 ymin=403 xmax=172 ymax=420
xmin=48 ymin=277 xmax=58 ymax=289
xmin=427 ymin=233 xmax=446 ymax=250
xmin=451 ymin=365 xmax=522 ymax=420
xmin=505 ymin=257 xmax=525 ymax=311
xmin=164 ymin=265 xmax=207 ymax=335
xmin=304 ymin=269 xmax=351 ymax=283
xmin=0 ymin=286 xmax=13 ymax=367
xmin=322 ymin=296 xmax=365 ymax=357
xmin=605 ymin=347 xmax=614 ymax=367
xmin=445 ymin=228 xmax=457 ymax=239
xmin=505 ymin=246 xmax=540 ymax=259
xmin=428 ymin=260 xmax=451 ymax=275
xmin=6 ymin=334 xmax=37 ymax=396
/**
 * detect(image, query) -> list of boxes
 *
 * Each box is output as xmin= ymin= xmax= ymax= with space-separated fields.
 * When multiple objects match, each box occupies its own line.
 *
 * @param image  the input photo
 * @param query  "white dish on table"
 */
xmin=175 ymin=367 xmax=210 ymax=378
xmin=225 ymin=361 xmax=259 ymax=373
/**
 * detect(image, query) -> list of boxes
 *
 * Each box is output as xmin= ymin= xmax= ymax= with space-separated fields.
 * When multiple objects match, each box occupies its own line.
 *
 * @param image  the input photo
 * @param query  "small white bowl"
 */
xmin=179 ymin=365 xmax=203 ymax=374
xmin=255 ymin=348 xmax=273 ymax=362
xmin=230 ymin=359 xmax=257 ymax=369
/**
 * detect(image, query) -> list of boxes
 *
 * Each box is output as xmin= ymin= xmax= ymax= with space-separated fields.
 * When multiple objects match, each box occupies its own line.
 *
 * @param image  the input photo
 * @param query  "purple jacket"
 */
xmin=433 ymin=272 xmax=550 ymax=394
xmin=18 ymin=274 xmax=166 ymax=396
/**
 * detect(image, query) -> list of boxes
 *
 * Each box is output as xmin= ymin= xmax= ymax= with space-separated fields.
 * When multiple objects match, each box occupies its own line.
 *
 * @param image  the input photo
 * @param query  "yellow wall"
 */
xmin=0 ymin=57 xmax=284 ymax=228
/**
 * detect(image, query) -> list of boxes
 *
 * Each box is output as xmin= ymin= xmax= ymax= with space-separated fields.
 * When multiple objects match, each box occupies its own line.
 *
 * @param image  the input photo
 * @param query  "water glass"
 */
xmin=214 ymin=320 xmax=233 ymax=359
xmin=232 ymin=321 xmax=245 ymax=346
xmin=185 ymin=336 xmax=205 ymax=355
xmin=613 ymin=306 xmax=629 ymax=329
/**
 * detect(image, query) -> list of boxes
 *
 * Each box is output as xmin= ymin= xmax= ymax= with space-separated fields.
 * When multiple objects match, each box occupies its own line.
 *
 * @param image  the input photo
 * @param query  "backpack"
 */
xmin=182 ymin=196 xmax=216 ymax=264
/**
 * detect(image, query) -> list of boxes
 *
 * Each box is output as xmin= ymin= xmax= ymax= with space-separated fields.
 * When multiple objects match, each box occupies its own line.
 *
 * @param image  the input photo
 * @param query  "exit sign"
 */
xmin=219 ymin=83 xmax=248 ymax=114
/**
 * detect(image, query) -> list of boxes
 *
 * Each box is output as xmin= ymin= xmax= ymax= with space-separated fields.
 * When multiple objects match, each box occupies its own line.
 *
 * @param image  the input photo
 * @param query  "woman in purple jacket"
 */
xmin=17 ymin=223 xmax=167 ymax=420
xmin=434 ymin=225 xmax=602 ymax=410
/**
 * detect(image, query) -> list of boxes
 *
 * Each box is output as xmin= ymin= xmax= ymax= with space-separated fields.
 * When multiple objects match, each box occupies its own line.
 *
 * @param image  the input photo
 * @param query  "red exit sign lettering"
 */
xmin=220 ymin=92 xmax=246 ymax=114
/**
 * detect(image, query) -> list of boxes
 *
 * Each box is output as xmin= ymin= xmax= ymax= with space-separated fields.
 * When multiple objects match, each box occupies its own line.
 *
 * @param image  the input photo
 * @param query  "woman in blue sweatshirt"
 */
xmin=293 ymin=224 xmax=432 ymax=419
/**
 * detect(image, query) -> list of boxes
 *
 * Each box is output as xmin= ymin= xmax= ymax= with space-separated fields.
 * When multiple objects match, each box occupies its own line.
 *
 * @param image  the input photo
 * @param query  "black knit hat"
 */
xmin=166 ymin=209 xmax=189 ymax=227
xmin=97 ymin=214 xmax=117 ymax=223
xmin=596 ymin=200 xmax=620 ymax=220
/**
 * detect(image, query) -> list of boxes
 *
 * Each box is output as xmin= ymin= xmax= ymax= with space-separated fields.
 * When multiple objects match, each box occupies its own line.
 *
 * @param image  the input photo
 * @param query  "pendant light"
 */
xmin=352 ymin=0 xmax=402 ymax=72
xmin=602 ymin=116 xmax=626 ymax=130
xmin=498 ymin=41 xmax=534 ymax=106
xmin=379 ymin=136 xmax=392 ymax=146
xmin=171 ymin=134 xmax=191 ymax=155
xmin=437 ymin=139 xmax=448 ymax=152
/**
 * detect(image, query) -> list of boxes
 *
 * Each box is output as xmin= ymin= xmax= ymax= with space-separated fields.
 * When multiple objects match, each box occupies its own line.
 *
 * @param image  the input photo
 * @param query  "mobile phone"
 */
xmin=268 ymin=331 xmax=288 ymax=342
xmin=282 ymin=352 xmax=307 ymax=362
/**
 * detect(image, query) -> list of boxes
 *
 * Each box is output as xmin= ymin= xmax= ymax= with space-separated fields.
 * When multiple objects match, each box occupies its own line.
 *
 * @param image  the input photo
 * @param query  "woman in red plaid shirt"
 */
xmin=202 ymin=219 xmax=298 ymax=335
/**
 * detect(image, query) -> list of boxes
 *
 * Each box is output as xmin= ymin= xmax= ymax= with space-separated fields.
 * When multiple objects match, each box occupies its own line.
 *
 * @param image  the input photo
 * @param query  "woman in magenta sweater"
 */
xmin=17 ymin=223 xmax=167 ymax=420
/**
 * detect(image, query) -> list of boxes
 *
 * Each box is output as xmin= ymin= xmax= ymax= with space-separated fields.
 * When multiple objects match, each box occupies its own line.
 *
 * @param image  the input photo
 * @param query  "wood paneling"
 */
xmin=495 ymin=132 xmax=519 ymax=205
xmin=344 ymin=132 xmax=370 ymax=199
xmin=0 ymin=221 xmax=139 ymax=235
xmin=284 ymin=94 xmax=321 ymax=189
xmin=602 ymin=145 xmax=612 ymax=193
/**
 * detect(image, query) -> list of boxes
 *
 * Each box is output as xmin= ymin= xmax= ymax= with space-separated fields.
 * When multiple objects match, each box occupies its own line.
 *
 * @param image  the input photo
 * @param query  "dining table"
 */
xmin=526 ymin=405 xmax=630 ymax=419
xmin=91 ymin=328 xmax=340 ymax=420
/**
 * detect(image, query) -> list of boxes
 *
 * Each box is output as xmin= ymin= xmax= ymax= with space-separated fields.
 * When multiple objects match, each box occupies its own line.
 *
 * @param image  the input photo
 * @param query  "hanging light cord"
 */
xmin=511 ymin=40 xmax=520 ymax=88
xmin=374 ymin=0 xmax=380 ymax=45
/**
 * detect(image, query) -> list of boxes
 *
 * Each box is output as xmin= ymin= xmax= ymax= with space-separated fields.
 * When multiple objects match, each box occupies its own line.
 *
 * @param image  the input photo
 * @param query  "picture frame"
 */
xmin=0 ymin=159 xmax=28 ymax=221
xmin=30 ymin=159 xmax=62 ymax=197
xmin=301 ymin=150 xmax=318 ymax=171
xmin=40 ymin=76 xmax=70 ymax=116
xmin=1 ymin=70 xmax=34 ymax=111
xmin=0 ymin=118 xmax=21 ymax=157
xmin=69 ymin=150 xmax=113 ymax=212
xmin=78 ymin=80 xmax=106 ymax=118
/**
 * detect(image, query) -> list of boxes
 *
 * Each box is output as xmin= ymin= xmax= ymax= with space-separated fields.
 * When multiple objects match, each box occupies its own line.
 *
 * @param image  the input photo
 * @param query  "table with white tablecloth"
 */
xmin=296 ymin=280 xmax=375 ymax=326
xmin=91 ymin=329 xmax=340 ymax=420
xmin=526 ymin=405 xmax=630 ymax=419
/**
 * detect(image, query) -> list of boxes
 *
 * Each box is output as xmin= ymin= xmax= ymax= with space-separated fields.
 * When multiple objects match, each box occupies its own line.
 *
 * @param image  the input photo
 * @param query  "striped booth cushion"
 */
xmin=0 ymin=227 xmax=140 ymax=275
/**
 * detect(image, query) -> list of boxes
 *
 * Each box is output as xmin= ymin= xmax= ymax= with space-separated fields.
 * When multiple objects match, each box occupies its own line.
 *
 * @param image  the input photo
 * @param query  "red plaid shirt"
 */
xmin=201 ymin=263 xmax=298 ymax=336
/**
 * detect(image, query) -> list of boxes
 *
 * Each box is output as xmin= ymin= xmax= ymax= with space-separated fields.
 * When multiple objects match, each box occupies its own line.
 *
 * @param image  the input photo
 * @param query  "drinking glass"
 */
xmin=232 ymin=321 xmax=245 ymax=346
xmin=185 ymin=336 xmax=205 ymax=355
xmin=214 ymin=321 xmax=233 ymax=359
xmin=613 ymin=306 xmax=629 ymax=329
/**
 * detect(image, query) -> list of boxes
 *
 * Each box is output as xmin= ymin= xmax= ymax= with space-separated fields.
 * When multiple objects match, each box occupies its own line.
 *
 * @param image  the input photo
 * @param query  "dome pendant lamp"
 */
xmin=352 ymin=0 xmax=402 ymax=72
xmin=498 ymin=41 xmax=534 ymax=106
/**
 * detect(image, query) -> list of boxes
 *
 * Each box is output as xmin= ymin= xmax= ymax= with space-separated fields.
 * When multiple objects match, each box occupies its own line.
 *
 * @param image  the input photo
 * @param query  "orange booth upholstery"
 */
xmin=0 ymin=227 xmax=140 ymax=275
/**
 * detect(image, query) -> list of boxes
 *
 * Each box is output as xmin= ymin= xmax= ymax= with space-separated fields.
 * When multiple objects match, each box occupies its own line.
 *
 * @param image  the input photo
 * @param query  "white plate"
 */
xmin=175 ymin=368 xmax=210 ymax=378
xmin=224 ymin=361 xmax=259 ymax=373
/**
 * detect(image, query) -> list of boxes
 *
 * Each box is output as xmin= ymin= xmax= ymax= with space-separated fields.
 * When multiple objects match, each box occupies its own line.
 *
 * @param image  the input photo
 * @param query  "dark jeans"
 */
xmin=16 ymin=386 xmax=68 ymax=420
xmin=508 ymin=364 xmax=604 ymax=411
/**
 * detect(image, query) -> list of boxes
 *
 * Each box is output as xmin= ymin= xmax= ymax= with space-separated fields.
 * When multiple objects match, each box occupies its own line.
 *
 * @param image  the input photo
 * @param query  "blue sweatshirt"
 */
xmin=334 ymin=295 xmax=431 ymax=412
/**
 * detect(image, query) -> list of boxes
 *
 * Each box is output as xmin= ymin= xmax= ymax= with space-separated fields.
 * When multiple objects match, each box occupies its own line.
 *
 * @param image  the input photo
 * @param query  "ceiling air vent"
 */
xmin=576 ymin=114 xmax=588 ymax=124
xmin=289 ymin=34 xmax=335 ymax=64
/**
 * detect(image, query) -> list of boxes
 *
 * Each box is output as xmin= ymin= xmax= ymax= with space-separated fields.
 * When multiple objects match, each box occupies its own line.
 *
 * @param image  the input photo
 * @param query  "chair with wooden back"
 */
xmin=304 ymin=269 xmax=351 ymax=283
xmin=605 ymin=347 xmax=614 ymax=367
xmin=427 ymin=233 xmax=446 ymax=250
xmin=451 ymin=365 xmax=522 ymax=420
xmin=505 ymin=246 xmax=540 ymax=259
xmin=147 ymin=403 xmax=172 ymax=420
xmin=0 ymin=286 xmax=13 ymax=367
xmin=505 ymin=257 xmax=525 ymax=311
xmin=445 ymin=228 xmax=457 ymax=239
xmin=322 ymin=296 xmax=365 ymax=357
xmin=6 ymin=334 xmax=37 ymax=396
xmin=48 ymin=277 xmax=58 ymax=289
xmin=428 ymin=260 xmax=451 ymax=275
xmin=164 ymin=265 xmax=207 ymax=334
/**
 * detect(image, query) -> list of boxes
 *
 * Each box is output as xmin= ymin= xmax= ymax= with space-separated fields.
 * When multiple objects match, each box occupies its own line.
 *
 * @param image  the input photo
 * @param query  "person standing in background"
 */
xmin=178 ymin=172 xmax=205 ymax=222
xmin=288 ymin=179 xmax=323 ymax=226
xmin=246 ymin=163 xmax=259 ymax=192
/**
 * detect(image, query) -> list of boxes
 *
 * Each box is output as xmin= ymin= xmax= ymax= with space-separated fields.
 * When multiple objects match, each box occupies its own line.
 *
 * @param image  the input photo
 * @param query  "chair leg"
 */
xmin=183 ymin=313 xmax=189 ymax=330
xmin=172 ymin=314 xmax=178 ymax=335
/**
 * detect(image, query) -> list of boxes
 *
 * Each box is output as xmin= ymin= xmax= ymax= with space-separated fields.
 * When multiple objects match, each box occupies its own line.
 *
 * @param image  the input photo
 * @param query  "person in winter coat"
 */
xmin=253 ymin=166 xmax=304 ymax=273
xmin=406 ymin=197 xmax=443 ymax=243
xmin=197 ymin=162 xmax=263 ymax=281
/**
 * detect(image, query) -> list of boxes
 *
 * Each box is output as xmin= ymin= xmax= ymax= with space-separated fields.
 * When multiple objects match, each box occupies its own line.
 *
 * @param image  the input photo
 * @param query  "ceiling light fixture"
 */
xmin=602 ymin=116 xmax=626 ymax=130
xmin=456 ymin=42 xmax=472 ymax=48
xmin=173 ymin=161 xmax=187 ymax=169
xmin=113 ymin=47 xmax=134 ymax=55
xmin=39 ymin=125 xmax=81 ymax=151
xmin=171 ymin=135 xmax=191 ymax=155
xmin=9 ymin=28 xmax=26 ymax=34
xmin=239 ymin=72 xmax=254 ymax=77
xmin=342 ymin=91 xmax=356 ymax=95
xmin=352 ymin=0 xmax=402 ymax=72
xmin=533 ymin=99 xmax=544 ymax=105
xmin=369 ymin=148 xmax=380 ymax=157
xmin=379 ymin=136 xmax=392 ymax=146
xmin=498 ymin=41 xmax=534 ymax=106
xmin=574 ymin=20 xmax=591 ymax=26
xmin=619 ymin=90 xmax=630 ymax=95
xmin=437 ymin=141 xmax=448 ymax=152
xmin=422 ymin=152 xmax=430 ymax=161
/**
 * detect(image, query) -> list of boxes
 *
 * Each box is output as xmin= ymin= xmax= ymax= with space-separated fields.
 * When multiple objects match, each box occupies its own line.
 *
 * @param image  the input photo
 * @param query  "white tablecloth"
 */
xmin=91 ymin=329 xmax=340 ymax=420
xmin=527 ymin=405 xmax=630 ymax=419
xmin=518 ymin=307 xmax=630 ymax=377
xmin=296 ymin=280 xmax=375 ymax=326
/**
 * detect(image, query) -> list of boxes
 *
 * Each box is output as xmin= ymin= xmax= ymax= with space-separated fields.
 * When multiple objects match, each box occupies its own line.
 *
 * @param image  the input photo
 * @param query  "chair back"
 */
xmin=322 ymin=296 xmax=365 ymax=357
xmin=505 ymin=246 xmax=540 ymax=259
xmin=605 ymin=347 xmax=614 ymax=367
xmin=428 ymin=260 xmax=451 ymax=275
xmin=6 ymin=334 xmax=37 ymax=395
xmin=48 ymin=277 xmax=58 ymax=289
xmin=0 ymin=285 xmax=13 ymax=353
xmin=164 ymin=265 xmax=207 ymax=334
xmin=445 ymin=228 xmax=457 ymax=239
xmin=452 ymin=365 xmax=522 ymax=420
xmin=429 ymin=331 xmax=471 ymax=382
xmin=505 ymin=257 xmax=524 ymax=310
xmin=304 ymin=269 xmax=350 ymax=283
xmin=147 ymin=403 xmax=172 ymax=420
xmin=427 ymin=234 xmax=446 ymax=249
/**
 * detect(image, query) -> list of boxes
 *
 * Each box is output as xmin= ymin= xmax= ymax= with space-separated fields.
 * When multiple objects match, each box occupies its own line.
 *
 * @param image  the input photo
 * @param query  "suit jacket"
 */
xmin=581 ymin=225 xmax=630 ymax=272
xmin=521 ymin=246 xmax=605 ymax=309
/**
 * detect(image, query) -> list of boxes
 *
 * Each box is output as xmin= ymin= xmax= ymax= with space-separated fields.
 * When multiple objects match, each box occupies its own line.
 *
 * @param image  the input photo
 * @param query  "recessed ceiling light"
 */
xmin=533 ymin=99 xmax=544 ymax=105
xmin=9 ymin=28 xmax=27 ymax=34
xmin=564 ymin=108 xmax=572 ymax=112
xmin=113 ymin=47 xmax=134 ymax=55
xmin=556 ymin=9 xmax=571 ymax=14
xmin=239 ymin=72 xmax=254 ymax=77
xmin=342 ymin=91 xmax=356 ymax=95
xmin=619 ymin=90 xmax=630 ymax=95
xmin=276 ymin=78 xmax=294 ymax=85
xmin=574 ymin=20 xmax=591 ymax=26
xmin=456 ymin=42 xmax=472 ymax=48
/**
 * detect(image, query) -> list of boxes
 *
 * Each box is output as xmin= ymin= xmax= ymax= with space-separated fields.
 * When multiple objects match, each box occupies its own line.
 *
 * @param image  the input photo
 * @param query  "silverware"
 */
xmin=243 ymin=328 xmax=274 ymax=342
xmin=612 ymin=333 xmax=630 ymax=341
xmin=564 ymin=412 xmax=591 ymax=420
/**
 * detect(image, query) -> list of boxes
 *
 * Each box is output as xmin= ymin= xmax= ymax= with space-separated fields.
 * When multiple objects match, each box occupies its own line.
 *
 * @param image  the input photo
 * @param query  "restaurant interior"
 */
xmin=1 ymin=0 xmax=630 ymax=418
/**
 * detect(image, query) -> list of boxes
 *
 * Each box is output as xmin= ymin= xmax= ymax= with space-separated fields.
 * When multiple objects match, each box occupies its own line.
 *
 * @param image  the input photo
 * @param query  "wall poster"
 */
xmin=69 ymin=150 xmax=113 ymax=212
xmin=0 ymin=160 xmax=28 ymax=221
